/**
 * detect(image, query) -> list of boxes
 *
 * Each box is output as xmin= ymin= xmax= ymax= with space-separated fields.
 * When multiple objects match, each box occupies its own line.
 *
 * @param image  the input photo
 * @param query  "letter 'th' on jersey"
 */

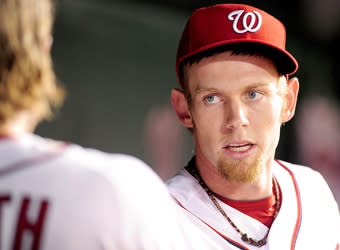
xmin=0 ymin=195 xmax=49 ymax=250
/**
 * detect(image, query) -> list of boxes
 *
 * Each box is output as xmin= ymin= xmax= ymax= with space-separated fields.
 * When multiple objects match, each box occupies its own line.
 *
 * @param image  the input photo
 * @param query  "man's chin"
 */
xmin=216 ymin=154 xmax=264 ymax=184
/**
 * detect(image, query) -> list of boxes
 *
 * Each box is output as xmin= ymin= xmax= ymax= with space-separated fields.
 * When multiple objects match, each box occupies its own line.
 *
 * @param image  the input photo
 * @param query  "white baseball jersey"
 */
xmin=0 ymin=134 xmax=221 ymax=250
xmin=167 ymin=159 xmax=340 ymax=250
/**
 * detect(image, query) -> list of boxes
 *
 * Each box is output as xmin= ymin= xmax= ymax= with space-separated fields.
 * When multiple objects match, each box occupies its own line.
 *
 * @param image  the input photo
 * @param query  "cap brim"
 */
xmin=177 ymin=40 xmax=298 ymax=77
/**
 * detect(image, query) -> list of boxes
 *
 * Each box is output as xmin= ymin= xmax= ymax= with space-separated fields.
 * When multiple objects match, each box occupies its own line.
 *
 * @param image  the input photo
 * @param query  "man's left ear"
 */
xmin=282 ymin=77 xmax=299 ymax=123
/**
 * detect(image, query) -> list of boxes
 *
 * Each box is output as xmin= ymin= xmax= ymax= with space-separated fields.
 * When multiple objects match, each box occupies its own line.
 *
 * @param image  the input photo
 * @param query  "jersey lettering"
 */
xmin=0 ymin=195 xmax=11 ymax=249
xmin=13 ymin=197 xmax=49 ymax=250
xmin=0 ymin=194 xmax=49 ymax=250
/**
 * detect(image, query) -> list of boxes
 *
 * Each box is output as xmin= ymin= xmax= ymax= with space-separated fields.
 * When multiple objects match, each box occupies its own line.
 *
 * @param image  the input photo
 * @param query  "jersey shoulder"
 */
xmin=53 ymin=140 xmax=168 ymax=197
xmin=275 ymin=159 xmax=325 ymax=183
xmin=276 ymin=159 xmax=339 ymax=213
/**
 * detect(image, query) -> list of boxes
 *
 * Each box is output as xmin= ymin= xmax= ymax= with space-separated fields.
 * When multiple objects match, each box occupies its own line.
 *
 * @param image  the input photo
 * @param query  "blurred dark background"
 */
xmin=36 ymin=0 xmax=340 ymax=195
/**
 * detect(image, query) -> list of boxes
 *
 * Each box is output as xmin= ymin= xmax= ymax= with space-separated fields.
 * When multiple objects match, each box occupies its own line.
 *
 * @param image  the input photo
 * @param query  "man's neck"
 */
xmin=194 ymin=156 xmax=273 ymax=201
xmin=0 ymin=112 xmax=35 ymax=137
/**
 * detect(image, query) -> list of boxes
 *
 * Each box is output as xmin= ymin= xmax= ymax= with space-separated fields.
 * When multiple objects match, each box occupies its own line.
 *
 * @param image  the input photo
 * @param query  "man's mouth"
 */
xmin=225 ymin=143 xmax=254 ymax=152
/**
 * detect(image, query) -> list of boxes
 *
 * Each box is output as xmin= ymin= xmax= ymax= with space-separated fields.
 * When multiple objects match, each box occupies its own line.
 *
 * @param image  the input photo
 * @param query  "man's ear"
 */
xmin=282 ymin=77 xmax=299 ymax=123
xmin=170 ymin=88 xmax=193 ymax=128
xmin=43 ymin=35 xmax=53 ymax=53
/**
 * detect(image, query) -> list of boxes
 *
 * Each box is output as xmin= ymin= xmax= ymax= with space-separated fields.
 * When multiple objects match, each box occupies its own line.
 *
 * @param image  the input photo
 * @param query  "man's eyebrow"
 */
xmin=194 ymin=82 xmax=271 ymax=94
xmin=194 ymin=87 xmax=220 ymax=95
xmin=245 ymin=82 xmax=271 ymax=90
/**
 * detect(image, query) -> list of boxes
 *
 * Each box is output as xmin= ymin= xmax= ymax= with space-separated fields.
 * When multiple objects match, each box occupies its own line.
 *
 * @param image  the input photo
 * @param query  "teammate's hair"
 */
xmin=179 ymin=43 xmax=285 ymax=104
xmin=0 ymin=0 xmax=64 ymax=123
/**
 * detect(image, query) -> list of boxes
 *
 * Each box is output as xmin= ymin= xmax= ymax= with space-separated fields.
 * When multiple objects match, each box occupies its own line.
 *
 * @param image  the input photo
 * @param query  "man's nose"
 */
xmin=224 ymin=101 xmax=250 ymax=130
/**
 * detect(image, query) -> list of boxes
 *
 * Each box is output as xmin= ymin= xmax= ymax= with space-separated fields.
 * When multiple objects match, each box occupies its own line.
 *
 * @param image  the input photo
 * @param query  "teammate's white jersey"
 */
xmin=0 ymin=134 xmax=221 ymax=250
xmin=167 ymin=159 xmax=340 ymax=250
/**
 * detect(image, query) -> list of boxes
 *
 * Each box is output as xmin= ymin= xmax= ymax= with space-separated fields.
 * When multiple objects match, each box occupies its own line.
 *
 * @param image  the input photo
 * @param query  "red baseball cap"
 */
xmin=176 ymin=4 xmax=298 ymax=86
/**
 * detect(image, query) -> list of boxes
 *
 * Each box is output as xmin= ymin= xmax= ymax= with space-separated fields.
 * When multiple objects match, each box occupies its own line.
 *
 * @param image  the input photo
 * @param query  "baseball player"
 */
xmin=0 ymin=0 xmax=223 ymax=249
xmin=167 ymin=3 xmax=340 ymax=249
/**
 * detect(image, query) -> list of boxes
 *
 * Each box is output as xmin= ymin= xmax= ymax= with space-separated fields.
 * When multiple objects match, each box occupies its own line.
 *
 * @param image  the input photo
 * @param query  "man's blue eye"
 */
xmin=248 ymin=91 xmax=258 ymax=99
xmin=205 ymin=96 xmax=216 ymax=103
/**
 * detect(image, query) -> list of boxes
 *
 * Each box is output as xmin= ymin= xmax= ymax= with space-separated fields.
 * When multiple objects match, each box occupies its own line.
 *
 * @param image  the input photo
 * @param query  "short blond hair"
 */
xmin=0 ymin=0 xmax=64 ymax=124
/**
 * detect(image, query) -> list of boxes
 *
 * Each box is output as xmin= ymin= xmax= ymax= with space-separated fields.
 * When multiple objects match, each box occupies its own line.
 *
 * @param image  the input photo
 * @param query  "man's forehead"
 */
xmin=188 ymin=53 xmax=279 ymax=77
xmin=188 ymin=51 xmax=279 ymax=72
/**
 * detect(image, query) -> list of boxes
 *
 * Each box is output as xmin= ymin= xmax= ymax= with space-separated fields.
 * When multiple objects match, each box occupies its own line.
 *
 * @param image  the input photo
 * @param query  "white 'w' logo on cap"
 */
xmin=228 ymin=10 xmax=262 ymax=34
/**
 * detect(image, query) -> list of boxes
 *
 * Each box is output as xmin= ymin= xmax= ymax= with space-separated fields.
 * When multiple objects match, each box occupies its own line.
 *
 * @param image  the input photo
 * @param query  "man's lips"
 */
xmin=224 ymin=143 xmax=254 ymax=152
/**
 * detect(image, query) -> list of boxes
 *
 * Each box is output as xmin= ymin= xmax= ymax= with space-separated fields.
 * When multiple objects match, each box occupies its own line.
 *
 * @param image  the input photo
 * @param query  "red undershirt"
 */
xmin=214 ymin=183 xmax=282 ymax=228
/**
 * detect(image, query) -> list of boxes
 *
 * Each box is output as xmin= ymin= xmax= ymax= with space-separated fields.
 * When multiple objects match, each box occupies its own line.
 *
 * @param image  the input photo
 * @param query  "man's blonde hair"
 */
xmin=0 ymin=0 xmax=64 ymax=124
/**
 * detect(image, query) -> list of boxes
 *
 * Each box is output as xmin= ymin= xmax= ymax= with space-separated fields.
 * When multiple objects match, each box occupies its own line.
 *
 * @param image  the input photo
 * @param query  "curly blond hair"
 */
xmin=0 ymin=0 xmax=64 ymax=124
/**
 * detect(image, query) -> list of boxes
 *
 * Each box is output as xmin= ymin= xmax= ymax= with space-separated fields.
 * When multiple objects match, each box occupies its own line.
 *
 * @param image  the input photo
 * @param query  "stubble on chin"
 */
xmin=216 ymin=151 xmax=264 ymax=184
